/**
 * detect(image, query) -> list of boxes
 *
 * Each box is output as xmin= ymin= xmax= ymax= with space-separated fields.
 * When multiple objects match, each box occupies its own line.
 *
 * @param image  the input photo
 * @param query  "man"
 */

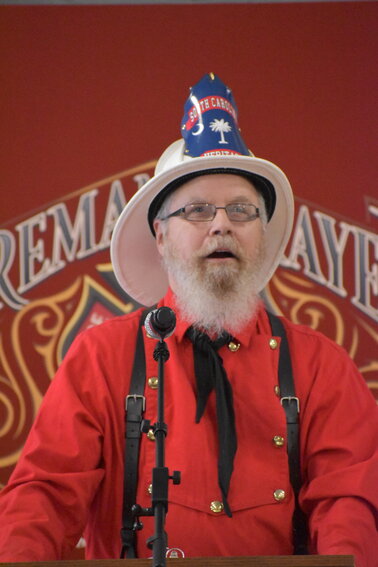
xmin=0 ymin=74 xmax=377 ymax=564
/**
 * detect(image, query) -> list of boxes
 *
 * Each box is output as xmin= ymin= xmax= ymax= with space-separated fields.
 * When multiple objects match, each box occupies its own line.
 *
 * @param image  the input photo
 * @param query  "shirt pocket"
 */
xmin=167 ymin=439 xmax=292 ymax=515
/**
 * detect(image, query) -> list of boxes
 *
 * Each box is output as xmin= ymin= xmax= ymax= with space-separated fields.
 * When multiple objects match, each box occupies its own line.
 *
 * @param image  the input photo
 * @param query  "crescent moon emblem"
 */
xmin=192 ymin=122 xmax=204 ymax=136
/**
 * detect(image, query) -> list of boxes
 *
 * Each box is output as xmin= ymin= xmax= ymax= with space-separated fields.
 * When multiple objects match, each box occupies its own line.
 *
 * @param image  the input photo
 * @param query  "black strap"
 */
xmin=121 ymin=309 xmax=308 ymax=557
xmin=267 ymin=311 xmax=308 ymax=555
xmin=120 ymin=309 xmax=149 ymax=559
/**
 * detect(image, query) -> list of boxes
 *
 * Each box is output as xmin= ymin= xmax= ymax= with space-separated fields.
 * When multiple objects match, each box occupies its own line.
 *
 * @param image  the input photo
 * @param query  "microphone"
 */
xmin=144 ymin=307 xmax=176 ymax=340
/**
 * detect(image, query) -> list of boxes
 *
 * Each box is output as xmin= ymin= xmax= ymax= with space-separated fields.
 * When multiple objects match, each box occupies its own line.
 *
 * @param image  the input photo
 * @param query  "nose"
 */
xmin=208 ymin=207 xmax=233 ymax=235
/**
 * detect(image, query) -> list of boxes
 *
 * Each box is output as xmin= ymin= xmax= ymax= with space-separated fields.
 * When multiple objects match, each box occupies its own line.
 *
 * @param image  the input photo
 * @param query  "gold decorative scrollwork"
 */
xmin=0 ymin=279 xmax=81 ymax=476
xmin=268 ymin=272 xmax=345 ymax=344
xmin=0 ymin=272 xmax=137 ymax=482
xmin=267 ymin=270 xmax=378 ymax=400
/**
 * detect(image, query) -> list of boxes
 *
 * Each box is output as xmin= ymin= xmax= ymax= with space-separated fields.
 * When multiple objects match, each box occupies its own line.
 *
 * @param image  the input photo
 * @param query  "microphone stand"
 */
xmin=135 ymin=315 xmax=180 ymax=567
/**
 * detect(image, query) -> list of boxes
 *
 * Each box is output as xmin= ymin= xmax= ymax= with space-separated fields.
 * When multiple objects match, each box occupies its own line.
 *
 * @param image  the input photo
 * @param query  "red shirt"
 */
xmin=0 ymin=290 xmax=377 ymax=564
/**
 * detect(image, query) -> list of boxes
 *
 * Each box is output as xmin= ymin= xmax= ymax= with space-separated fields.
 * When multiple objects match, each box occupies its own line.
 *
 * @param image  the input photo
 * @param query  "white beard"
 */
xmin=162 ymin=234 xmax=265 ymax=337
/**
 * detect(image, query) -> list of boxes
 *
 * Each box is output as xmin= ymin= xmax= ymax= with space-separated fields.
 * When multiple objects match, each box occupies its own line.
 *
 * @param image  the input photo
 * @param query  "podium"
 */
xmin=0 ymin=557 xmax=355 ymax=567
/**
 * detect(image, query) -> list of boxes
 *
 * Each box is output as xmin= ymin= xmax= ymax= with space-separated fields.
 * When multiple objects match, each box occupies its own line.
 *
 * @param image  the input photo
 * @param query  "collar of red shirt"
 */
xmin=158 ymin=287 xmax=273 ymax=348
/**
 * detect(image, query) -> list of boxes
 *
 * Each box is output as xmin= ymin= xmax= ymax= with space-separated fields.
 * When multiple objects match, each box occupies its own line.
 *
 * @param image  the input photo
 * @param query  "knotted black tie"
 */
xmin=186 ymin=327 xmax=237 ymax=517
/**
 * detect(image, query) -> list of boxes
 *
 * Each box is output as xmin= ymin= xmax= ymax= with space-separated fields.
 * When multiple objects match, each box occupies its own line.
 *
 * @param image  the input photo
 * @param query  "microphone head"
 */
xmin=154 ymin=307 xmax=176 ymax=333
xmin=144 ymin=307 xmax=176 ymax=339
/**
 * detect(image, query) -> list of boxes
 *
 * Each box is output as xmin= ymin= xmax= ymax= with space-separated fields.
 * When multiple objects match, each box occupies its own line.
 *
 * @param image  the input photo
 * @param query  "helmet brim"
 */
xmin=111 ymin=142 xmax=294 ymax=306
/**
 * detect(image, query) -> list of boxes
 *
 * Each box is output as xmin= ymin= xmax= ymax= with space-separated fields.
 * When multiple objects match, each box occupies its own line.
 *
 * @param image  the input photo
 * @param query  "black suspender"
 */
xmin=120 ymin=310 xmax=149 ymax=558
xmin=266 ymin=312 xmax=309 ymax=555
xmin=121 ymin=310 xmax=308 ymax=557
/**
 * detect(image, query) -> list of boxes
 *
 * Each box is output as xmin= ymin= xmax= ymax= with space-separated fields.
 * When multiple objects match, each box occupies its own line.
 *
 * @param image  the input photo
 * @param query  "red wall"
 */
xmin=1 ymin=2 xmax=377 ymax=489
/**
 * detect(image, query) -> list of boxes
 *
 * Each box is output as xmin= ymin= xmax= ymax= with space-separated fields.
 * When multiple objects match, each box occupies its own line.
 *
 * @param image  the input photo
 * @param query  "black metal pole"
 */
xmin=151 ymin=341 xmax=169 ymax=567
xmin=133 ymin=308 xmax=180 ymax=565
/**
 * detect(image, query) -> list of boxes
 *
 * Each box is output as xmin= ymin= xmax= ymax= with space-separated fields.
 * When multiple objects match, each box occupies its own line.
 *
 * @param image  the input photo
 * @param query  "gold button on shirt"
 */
xmin=210 ymin=501 xmax=224 ymax=514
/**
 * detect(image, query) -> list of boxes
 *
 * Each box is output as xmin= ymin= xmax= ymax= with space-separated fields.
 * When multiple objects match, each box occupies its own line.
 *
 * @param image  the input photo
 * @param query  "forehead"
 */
xmin=169 ymin=173 xmax=259 ymax=206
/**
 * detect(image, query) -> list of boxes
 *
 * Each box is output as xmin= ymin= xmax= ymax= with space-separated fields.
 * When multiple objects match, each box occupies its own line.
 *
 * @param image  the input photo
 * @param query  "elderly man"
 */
xmin=0 ymin=74 xmax=377 ymax=565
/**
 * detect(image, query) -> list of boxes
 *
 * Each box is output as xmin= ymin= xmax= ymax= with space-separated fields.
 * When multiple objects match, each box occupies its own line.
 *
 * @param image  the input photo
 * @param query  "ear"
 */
xmin=153 ymin=219 xmax=165 ymax=256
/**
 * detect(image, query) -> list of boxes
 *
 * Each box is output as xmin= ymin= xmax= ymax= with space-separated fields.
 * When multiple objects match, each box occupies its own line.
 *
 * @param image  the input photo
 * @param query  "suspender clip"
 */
xmin=280 ymin=396 xmax=300 ymax=413
xmin=126 ymin=394 xmax=146 ymax=412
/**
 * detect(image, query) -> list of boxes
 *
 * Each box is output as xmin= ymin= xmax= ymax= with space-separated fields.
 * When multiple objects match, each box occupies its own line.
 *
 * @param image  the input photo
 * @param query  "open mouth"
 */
xmin=206 ymin=250 xmax=236 ymax=259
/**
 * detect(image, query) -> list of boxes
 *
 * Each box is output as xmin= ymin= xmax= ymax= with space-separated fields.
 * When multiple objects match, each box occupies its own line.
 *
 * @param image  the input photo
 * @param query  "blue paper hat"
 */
xmin=181 ymin=73 xmax=250 ymax=158
xmin=147 ymin=73 xmax=278 ymax=229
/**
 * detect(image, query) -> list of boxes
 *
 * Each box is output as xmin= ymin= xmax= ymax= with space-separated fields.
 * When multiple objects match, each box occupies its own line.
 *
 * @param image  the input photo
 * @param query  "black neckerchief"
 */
xmin=185 ymin=327 xmax=237 ymax=517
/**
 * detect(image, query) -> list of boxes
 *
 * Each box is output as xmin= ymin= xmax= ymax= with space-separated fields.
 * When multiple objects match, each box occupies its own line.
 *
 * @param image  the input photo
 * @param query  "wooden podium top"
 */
xmin=0 ymin=556 xmax=355 ymax=567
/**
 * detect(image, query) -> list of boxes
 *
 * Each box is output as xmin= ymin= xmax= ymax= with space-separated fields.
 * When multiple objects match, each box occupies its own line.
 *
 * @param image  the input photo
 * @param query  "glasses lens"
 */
xmin=185 ymin=203 xmax=215 ymax=221
xmin=182 ymin=203 xmax=259 ymax=222
xmin=227 ymin=203 xmax=258 ymax=221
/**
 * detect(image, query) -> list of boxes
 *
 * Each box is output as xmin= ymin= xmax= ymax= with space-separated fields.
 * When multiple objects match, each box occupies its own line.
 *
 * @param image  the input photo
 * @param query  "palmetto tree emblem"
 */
xmin=209 ymin=118 xmax=232 ymax=144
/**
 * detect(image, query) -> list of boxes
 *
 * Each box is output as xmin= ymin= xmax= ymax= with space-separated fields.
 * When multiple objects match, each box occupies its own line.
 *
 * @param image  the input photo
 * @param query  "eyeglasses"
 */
xmin=160 ymin=202 xmax=260 ymax=223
